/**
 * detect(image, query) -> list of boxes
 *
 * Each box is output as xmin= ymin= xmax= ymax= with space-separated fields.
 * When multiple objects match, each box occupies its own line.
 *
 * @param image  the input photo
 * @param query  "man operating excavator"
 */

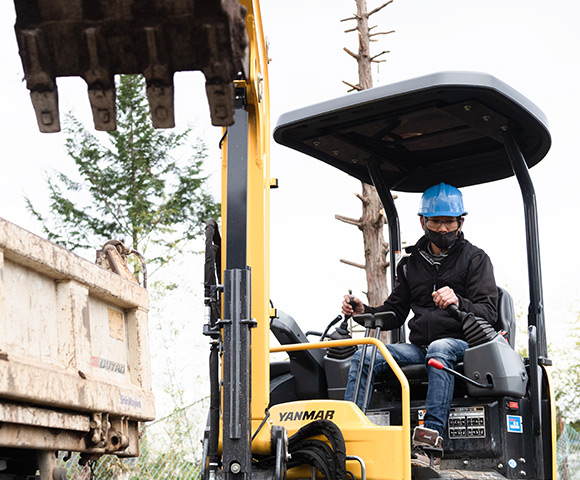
xmin=342 ymin=182 xmax=498 ymax=467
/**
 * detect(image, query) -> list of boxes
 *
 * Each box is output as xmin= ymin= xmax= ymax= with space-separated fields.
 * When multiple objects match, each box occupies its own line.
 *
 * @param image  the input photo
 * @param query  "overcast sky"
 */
xmin=264 ymin=0 xmax=580 ymax=342
xmin=1 ymin=0 xmax=579 ymax=348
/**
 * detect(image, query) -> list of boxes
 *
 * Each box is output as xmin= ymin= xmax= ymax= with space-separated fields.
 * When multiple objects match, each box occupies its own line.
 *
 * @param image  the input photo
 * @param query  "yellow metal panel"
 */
xmin=270 ymin=338 xmax=412 ymax=479
xmin=220 ymin=0 xmax=273 ymax=447
xmin=239 ymin=0 xmax=272 ymax=430
xmin=271 ymin=400 xmax=408 ymax=480
xmin=542 ymin=365 xmax=557 ymax=480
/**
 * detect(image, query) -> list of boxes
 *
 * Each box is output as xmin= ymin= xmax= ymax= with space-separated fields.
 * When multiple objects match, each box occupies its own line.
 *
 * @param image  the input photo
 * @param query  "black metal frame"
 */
xmin=502 ymin=130 xmax=548 ymax=480
xmin=221 ymin=90 xmax=254 ymax=480
xmin=364 ymin=130 xmax=549 ymax=479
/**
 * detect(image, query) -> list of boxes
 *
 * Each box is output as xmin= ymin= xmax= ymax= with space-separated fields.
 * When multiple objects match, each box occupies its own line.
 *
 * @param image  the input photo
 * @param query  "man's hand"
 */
xmin=432 ymin=286 xmax=459 ymax=309
xmin=342 ymin=295 xmax=365 ymax=317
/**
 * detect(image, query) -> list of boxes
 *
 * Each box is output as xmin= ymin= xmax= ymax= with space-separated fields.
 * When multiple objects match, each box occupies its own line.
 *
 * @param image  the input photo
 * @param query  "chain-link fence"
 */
xmin=52 ymin=397 xmax=580 ymax=479
xmin=558 ymin=423 xmax=580 ymax=480
xmin=57 ymin=397 xmax=209 ymax=480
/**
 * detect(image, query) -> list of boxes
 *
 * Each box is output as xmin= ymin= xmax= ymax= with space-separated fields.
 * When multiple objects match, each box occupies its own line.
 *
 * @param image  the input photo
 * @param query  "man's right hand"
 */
xmin=342 ymin=295 xmax=365 ymax=317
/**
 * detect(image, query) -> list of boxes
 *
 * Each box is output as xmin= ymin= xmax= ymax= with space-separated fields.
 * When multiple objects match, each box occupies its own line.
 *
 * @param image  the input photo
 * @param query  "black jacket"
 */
xmin=364 ymin=232 xmax=498 ymax=347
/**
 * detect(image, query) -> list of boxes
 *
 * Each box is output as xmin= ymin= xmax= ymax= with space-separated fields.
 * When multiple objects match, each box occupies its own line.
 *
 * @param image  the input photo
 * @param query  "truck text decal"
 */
xmin=91 ymin=356 xmax=126 ymax=374
xmin=120 ymin=394 xmax=142 ymax=409
xmin=278 ymin=410 xmax=335 ymax=422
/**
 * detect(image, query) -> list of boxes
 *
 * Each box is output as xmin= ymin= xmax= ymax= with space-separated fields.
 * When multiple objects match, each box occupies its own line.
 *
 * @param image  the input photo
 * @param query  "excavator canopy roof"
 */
xmin=274 ymin=72 xmax=551 ymax=192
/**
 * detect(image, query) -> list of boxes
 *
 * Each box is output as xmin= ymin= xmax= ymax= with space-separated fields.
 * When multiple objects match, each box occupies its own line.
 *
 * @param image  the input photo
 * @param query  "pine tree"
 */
xmin=27 ymin=74 xmax=220 ymax=279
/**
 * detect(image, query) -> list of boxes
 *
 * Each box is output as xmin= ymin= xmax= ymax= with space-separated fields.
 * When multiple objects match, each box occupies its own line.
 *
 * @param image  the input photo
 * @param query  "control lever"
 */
xmin=446 ymin=303 xmax=463 ymax=321
xmin=336 ymin=291 xmax=358 ymax=333
xmin=428 ymin=358 xmax=493 ymax=389
xmin=326 ymin=291 xmax=357 ymax=341
xmin=374 ymin=311 xmax=399 ymax=331
xmin=351 ymin=311 xmax=398 ymax=413
xmin=351 ymin=314 xmax=375 ymax=411
xmin=360 ymin=311 xmax=397 ymax=411
xmin=345 ymin=291 xmax=357 ymax=320
xmin=446 ymin=303 xmax=498 ymax=347
xmin=319 ymin=315 xmax=344 ymax=341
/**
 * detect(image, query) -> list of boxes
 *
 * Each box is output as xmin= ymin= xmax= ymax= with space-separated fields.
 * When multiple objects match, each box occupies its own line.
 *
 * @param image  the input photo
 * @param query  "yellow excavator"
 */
xmin=11 ymin=1 xmax=555 ymax=479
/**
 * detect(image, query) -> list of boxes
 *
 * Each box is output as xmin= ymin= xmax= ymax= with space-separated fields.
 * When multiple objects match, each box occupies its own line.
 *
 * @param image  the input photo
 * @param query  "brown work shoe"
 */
xmin=411 ymin=426 xmax=443 ymax=468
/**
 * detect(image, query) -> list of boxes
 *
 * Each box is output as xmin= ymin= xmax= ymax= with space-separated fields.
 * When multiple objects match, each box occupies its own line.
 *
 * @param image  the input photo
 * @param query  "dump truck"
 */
xmin=4 ymin=0 xmax=250 ymax=476
xmin=0 ymin=218 xmax=154 ymax=477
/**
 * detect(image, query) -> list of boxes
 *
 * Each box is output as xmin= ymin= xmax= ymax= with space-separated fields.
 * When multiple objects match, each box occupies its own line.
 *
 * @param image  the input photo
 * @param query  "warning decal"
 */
xmin=507 ymin=415 xmax=523 ymax=433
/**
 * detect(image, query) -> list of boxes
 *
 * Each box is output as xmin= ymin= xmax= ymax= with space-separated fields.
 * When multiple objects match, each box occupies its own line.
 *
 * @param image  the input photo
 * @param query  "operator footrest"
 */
xmin=422 ymin=445 xmax=444 ymax=467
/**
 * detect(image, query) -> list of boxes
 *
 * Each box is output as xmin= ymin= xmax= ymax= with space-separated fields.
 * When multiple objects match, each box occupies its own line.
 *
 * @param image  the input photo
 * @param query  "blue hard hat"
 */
xmin=418 ymin=183 xmax=467 ymax=217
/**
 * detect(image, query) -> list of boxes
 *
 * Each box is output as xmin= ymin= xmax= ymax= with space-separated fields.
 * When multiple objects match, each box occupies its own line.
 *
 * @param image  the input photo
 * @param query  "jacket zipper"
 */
xmin=418 ymin=249 xmax=441 ymax=291
xmin=419 ymin=249 xmax=442 ymax=341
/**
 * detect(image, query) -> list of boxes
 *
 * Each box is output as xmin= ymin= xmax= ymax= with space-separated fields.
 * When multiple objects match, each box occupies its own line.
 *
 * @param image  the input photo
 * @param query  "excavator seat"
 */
xmin=270 ymin=311 xmax=328 ymax=403
xmin=373 ymin=287 xmax=516 ymax=399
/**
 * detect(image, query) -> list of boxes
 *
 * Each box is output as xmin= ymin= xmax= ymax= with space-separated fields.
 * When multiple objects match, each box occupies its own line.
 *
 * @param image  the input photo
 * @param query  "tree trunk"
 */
xmin=361 ymin=182 xmax=387 ymax=305
xmin=354 ymin=0 xmax=388 ymax=308
xmin=340 ymin=0 xmax=395 ymax=342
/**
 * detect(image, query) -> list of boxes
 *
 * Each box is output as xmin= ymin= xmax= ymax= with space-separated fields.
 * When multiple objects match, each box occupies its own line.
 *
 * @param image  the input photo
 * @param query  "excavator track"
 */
xmin=13 ymin=0 xmax=249 ymax=132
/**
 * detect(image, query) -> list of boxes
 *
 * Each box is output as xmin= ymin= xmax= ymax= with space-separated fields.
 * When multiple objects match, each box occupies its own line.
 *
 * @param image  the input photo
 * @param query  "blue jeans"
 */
xmin=344 ymin=339 xmax=468 ymax=436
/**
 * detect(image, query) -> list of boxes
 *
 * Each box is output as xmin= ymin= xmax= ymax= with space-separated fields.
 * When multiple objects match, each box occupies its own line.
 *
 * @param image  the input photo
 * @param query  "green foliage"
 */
xmin=27 ymin=74 xmax=220 ymax=274
xmin=507 ymin=289 xmax=580 ymax=426
xmin=549 ymin=310 xmax=580 ymax=424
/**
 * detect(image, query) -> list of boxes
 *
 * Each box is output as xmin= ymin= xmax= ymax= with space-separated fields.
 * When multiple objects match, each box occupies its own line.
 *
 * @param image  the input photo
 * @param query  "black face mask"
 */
xmin=425 ymin=228 xmax=459 ymax=250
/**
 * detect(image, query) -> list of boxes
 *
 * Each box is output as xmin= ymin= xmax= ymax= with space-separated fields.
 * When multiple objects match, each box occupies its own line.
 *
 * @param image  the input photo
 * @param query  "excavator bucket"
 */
xmin=13 ymin=0 xmax=249 ymax=132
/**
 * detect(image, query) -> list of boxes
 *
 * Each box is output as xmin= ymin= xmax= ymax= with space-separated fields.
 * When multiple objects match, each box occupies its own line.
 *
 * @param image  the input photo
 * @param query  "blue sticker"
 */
xmin=507 ymin=415 xmax=523 ymax=433
xmin=508 ymin=459 xmax=517 ymax=469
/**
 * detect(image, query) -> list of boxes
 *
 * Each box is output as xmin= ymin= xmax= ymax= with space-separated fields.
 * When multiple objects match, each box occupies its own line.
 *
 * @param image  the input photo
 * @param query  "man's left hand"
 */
xmin=432 ymin=286 xmax=459 ymax=309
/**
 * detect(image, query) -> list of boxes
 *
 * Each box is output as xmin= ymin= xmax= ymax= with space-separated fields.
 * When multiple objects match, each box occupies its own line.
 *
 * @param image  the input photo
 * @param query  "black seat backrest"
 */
xmin=496 ymin=286 xmax=516 ymax=347
xmin=270 ymin=311 xmax=328 ymax=399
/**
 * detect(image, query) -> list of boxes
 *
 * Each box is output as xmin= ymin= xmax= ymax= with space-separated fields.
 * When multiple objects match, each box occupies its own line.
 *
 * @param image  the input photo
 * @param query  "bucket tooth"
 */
xmin=13 ymin=0 xmax=250 ymax=131
xmin=203 ymin=23 xmax=235 ymax=127
xmin=82 ymin=27 xmax=116 ymax=131
xmin=143 ymin=26 xmax=175 ymax=129
xmin=18 ymin=28 xmax=60 ymax=132
xmin=88 ymin=86 xmax=116 ymax=131
xmin=206 ymin=81 xmax=235 ymax=127
xmin=30 ymin=90 xmax=60 ymax=133
xmin=146 ymin=82 xmax=175 ymax=129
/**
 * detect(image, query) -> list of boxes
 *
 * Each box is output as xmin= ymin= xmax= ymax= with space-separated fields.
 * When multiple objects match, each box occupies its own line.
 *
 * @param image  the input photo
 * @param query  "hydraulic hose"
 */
xmin=204 ymin=219 xmax=222 ymax=470
xmin=208 ymin=342 xmax=220 ymax=466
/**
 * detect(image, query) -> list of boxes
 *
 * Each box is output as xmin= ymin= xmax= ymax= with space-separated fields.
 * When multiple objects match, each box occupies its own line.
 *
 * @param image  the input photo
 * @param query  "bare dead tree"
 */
xmin=336 ymin=0 xmax=395 ymax=337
